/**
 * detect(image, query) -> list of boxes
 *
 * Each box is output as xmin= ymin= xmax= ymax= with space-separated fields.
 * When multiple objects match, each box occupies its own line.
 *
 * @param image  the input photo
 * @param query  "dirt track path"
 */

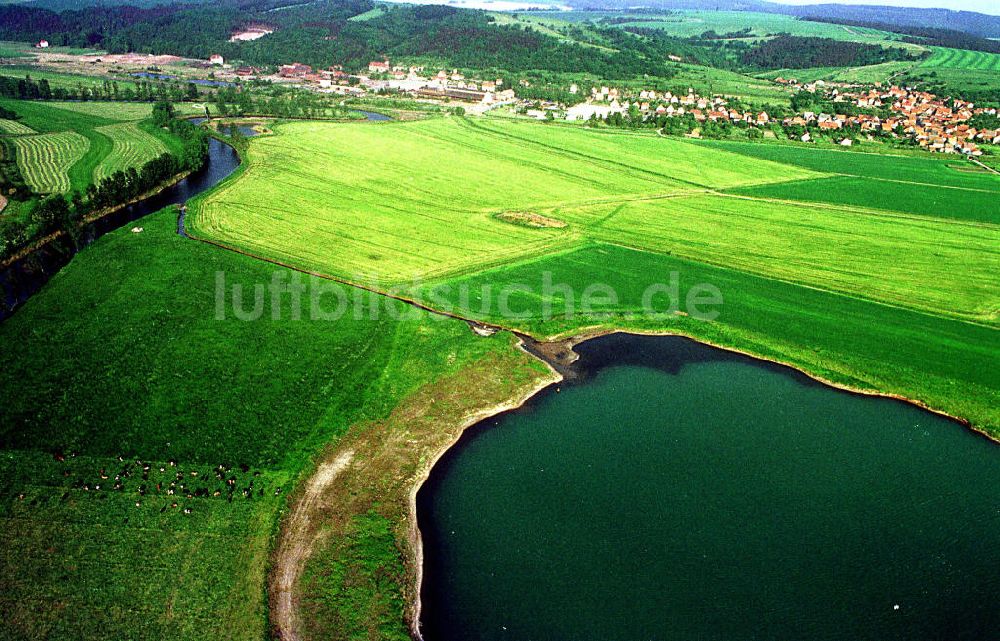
xmin=271 ymin=450 xmax=355 ymax=641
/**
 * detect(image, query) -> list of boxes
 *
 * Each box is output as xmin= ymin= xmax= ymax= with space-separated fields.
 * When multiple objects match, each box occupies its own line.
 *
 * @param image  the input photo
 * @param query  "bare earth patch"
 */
xmin=271 ymin=450 xmax=355 ymax=641
xmin=496 ymin=211 xmax=568 ymax=229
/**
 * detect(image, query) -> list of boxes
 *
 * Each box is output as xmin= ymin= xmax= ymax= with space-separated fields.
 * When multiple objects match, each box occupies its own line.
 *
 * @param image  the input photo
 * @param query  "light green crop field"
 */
xmin=920 ymin=46 xmax=1000 ymax=71
xmin=0 ymin=117 xmax=35 ymax=134
xmin=0 ymin=207 xmax=541 ymax=640
xmin=191 ymin=117 xmax=816 ymax=282
xmin=616 ymin=10 xmax=909 ymax=47
xmin=192 ymin=118 xmax=998 ymax=322
xmin=190 ymin=116 xmax=1000 ymax=436
xmin=93 ymin=123 xmax=169 ymax=182
xmin=11 ymin=131 xmax=90 ymax=193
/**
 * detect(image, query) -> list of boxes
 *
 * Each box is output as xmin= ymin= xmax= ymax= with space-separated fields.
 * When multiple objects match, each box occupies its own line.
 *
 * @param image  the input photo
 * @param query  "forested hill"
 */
xmin=0 ymin=0 xmax=692 ymax=78
xmin=741 ymin=35 xmax=924 ymax=70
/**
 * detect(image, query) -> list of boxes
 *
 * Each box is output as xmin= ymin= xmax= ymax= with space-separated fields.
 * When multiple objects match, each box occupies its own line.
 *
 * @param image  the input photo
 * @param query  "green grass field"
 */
xmin=11 ymin=131 xmax=90 ymax=193
xmin=920 ymin=46 xmax=1000 ymax=71
xmin=190 ymin=118 xmax=816 ymax=283
xmin=189 ymin=116 xmax=1000 ymax=436
xmin=0 ymin=207 xmax=539 ymax=640
xmin=0 ymin=99 xmax=182 ymax=193
xmin=93 ymin=123 xmax=169 ymax=182
xmin=192 ymin=118 xmax=998 ymax=322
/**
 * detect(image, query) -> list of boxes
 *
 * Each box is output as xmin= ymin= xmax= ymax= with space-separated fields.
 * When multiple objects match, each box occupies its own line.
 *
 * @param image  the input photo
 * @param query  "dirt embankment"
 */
xmin=267 ymin=336 xmax=558 ymax=641
xmin=271 ymin=450 xmax=355 ymax=641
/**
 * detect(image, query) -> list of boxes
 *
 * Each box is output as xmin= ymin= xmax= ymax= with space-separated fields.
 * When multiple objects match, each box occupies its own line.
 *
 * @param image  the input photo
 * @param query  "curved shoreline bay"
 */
xmin=416 ymin=333 xmax=1000 ymax=641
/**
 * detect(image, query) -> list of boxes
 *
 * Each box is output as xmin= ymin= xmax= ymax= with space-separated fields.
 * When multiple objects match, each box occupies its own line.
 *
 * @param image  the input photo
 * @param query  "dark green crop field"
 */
xmin=690 ymin=139 xmax=1000 ymax=193
xmin=729 ymin=175 xmax=1000 ymax=224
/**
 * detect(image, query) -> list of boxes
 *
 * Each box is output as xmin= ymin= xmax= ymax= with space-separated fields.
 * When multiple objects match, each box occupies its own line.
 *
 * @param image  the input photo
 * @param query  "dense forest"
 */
xmin=0 ymin=0 xmax=681 ymax=78
xmin=741 ymin=35 xmax=924 ymax=70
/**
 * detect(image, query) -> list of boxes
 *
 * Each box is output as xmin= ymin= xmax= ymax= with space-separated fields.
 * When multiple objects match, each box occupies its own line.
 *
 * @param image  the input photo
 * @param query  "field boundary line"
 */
xmin=597 ymin=238 xmax=999 ymax=330
xmin=717 ymin=188 xmax=1000 ymax=230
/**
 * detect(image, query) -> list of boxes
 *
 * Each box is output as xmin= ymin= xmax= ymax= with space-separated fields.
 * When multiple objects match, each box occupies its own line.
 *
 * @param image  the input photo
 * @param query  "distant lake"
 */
xmin=418 ymin=334 xmax=1000 ymax=641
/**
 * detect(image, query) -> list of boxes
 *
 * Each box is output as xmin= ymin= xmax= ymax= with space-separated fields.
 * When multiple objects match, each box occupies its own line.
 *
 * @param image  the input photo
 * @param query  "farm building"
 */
xmin=209 ymin=54 xmax=225 ymax=66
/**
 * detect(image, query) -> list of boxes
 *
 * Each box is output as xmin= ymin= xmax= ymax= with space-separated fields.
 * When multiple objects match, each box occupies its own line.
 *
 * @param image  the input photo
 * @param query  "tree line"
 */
xmin=0 ymin=74 xmax=199 ymax=103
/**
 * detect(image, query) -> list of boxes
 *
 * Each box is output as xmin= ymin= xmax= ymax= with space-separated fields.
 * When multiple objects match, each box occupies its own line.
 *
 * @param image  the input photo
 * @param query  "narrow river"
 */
xmin=417 ymin=333 xmax=1000 ymax=641
xmin=0 ymin=110 xmax=387 ymax=320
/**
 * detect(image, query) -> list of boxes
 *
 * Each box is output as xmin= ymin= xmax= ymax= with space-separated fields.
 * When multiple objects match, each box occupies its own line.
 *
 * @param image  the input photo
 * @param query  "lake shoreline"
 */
xmin=405 ymin=334 xmax=562 ymax=640
xmin=407 ymin=326 xmax=997 ymax=637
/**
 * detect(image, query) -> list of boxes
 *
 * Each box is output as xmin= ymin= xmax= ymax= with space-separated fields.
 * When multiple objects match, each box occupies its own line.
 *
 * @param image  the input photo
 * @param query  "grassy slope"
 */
xmin=191 ymin=117 xmax=999 ymax=435
xmin=0 ymin=207 xmax=542 ymax=640
xmin=616 ymin=11 xmax=909 ymax=47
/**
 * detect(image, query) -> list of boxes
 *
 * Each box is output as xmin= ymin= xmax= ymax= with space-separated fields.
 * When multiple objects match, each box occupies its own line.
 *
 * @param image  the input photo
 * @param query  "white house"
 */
xmin=209 ymin=54 xmax=224 ymax=66
xmin=36 ymin=40 xmax=50 ymax=49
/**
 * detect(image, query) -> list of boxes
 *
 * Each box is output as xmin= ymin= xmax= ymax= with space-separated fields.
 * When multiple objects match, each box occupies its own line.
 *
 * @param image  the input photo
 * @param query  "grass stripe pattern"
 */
xmin=11 ymin=131 xmax=90 ymax=194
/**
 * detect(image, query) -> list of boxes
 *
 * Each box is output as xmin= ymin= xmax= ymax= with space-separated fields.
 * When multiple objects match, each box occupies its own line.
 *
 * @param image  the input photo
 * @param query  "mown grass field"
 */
xmin=10 ymin=131 xmax=89 ymax=193
xmin=191 ymin=116 xmax=1000 ymax=436
xmin=616 ymin=11 xmax=909 ymax=47
xmin=920 ymin=46 xmax=1000 ymax=71
xmin=0 ymin=99 xmax=182 ymax=194
xmin=0 ymin=207 xmax=542 ymax=640
xmin=93 ymin=123 xmax=169 ymax=182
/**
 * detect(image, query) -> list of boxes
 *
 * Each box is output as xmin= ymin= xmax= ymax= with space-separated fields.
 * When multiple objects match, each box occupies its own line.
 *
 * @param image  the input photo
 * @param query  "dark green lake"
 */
xmin=417 ymin=334 xmax=1000 ymax=641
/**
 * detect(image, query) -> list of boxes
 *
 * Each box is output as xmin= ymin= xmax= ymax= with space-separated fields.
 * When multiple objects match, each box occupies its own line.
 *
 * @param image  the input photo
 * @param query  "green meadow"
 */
xmin=920 ymin=46 xmax=1000 ymax=71
xmin=412 ymin=241 xmax=1000 ymax=433
xmin=189 ymin=116 xmax=999 ymax=436
xmin=0 ymin=207 xmax=541 ymax=640
xmin=0 ymin=99 xmax=182 ymax=194
xmin=615 ymin=10 xmax=909 ymax=47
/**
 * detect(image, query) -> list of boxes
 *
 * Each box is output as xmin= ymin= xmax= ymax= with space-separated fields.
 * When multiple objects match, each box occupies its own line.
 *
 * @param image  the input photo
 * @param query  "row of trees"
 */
xmin=0 ymin=74 xmax=199 ymax=103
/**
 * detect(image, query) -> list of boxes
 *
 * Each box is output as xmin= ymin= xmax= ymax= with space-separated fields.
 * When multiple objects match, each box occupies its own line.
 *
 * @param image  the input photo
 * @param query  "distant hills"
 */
xmin=567 ymin=1 xmax=1000 ymax=38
